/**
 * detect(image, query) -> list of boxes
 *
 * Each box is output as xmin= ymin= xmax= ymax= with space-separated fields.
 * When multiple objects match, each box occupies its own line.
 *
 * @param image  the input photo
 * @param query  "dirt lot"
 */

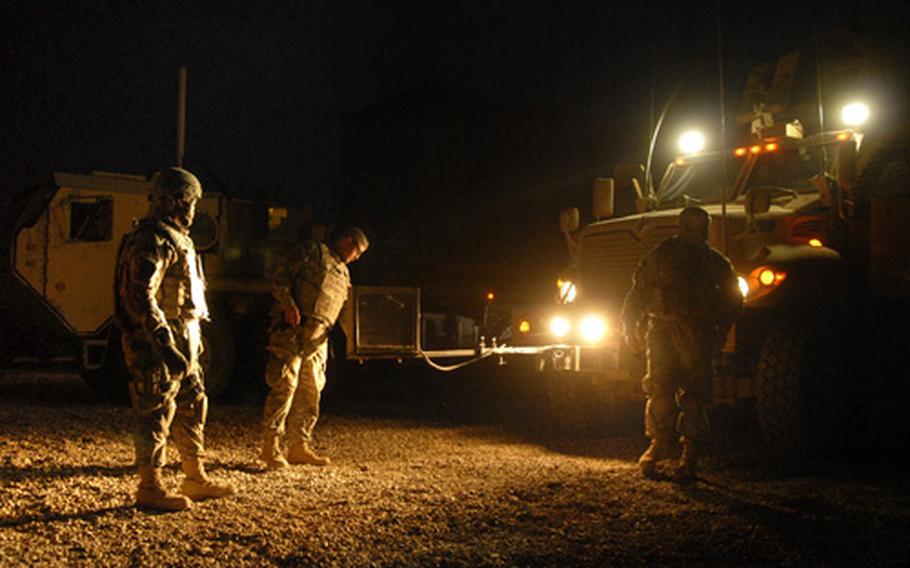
xmin=1 ymin=364 xmax=910 ymax=567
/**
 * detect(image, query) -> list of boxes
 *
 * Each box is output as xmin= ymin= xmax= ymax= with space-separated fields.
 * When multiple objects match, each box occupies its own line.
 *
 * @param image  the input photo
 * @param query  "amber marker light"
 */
xmin=764 ymin=142 xmax=778 ymax=152
xmin=808 ymin=238 xmax=823 ymax=247
xmin=836 ymin=132 xmax=851 ymax=141
xmin=486 ymin=292 xmax=495 ymax=301
xmin=518 ymin=320 xmax=531 ymax=334
xmin=750 ymin=145 xmax=762 ymax=154
xmin=734 ymin=147 xmax=747 ymax=157
xmin=745 ymin=265 xmax=787 ymax=302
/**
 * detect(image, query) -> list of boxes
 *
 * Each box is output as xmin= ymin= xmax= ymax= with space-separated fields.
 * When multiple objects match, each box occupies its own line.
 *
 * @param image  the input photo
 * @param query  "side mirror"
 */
xmin=559 ymin=208 xmax=579 ymax=233
xmin=593 ymin=177 xmax=615 ymax=220
xmin=631 ymin=179 xmax=649 ymax=213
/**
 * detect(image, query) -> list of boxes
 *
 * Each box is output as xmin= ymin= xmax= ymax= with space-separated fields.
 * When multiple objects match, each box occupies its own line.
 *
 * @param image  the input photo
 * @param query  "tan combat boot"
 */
xmin=260 ymin=434 xmax=290 ymax=470
xmin=637 ymin=439 xmax=673 ymax=480
xmin=180 ymin=458 xmax=238 ymax=501
xmin=287 ymin=442 xmax=330 ymax=466
xmin=136 ymin=466 xmax=192 ymax=511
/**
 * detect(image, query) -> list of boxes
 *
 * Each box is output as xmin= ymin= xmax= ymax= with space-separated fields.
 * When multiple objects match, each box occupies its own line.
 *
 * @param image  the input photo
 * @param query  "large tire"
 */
xmin=755 ymin=322 xmax=809 ymax=452
xmin=200 ymin=315 xmax=236 ymax=400
xmin=755 ymin=319 xmax=846 ymax=456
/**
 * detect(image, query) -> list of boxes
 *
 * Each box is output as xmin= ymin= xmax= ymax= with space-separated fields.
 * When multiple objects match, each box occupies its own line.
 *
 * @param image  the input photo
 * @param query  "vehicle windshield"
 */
xmin=656 ymin=142 xmax=831 ymax=208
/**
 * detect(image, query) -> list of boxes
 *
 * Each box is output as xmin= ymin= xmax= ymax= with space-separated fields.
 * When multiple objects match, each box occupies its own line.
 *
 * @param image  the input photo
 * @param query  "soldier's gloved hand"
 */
xmin=284 ymin=304 xmax=302 ymax=326
xmin=161 ymin=344 xmax=190 ymax=377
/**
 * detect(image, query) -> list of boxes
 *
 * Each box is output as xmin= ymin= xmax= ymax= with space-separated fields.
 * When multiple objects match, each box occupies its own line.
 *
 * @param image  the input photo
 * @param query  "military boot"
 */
xmin=671 ymin=438 xmax=698 ymax=484
xmin=287 ymin=442 xmax=330 ymax=466
xmin=260 ymin=434 xmax=289 ymax=470
xmin=637 ymin=439 xmax=673 ymax=480
xmin=180 ymin=458 xmax=238 ymax=501
xmin=136 ymin=466 xmax=192 ymax=511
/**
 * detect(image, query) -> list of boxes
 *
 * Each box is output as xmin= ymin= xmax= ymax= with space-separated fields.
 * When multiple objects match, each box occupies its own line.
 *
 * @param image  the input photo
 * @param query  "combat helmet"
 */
xmin=150 ymin=167 xmax=202 ymax=207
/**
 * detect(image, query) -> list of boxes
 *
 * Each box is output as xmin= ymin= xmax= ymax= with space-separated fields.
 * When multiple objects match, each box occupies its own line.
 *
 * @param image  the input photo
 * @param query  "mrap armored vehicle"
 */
xmin=0 ymin=171 xmax=313 ymax=397
xmin=501 ymin=102 xmax=909 ymax=449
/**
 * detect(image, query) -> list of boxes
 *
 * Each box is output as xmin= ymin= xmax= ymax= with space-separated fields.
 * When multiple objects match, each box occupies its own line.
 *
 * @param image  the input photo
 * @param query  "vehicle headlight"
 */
xmin=737 ymin=276 xmax=749 ymax=297
xmin=579 ymin=315 xmax=608 ymax=344
xmin=549 ymin=316 xmax=571 ymax=339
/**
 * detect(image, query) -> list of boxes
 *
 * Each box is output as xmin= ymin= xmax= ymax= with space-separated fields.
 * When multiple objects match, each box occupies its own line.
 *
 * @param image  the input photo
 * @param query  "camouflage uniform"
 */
xmin=115 ymin=167 xmax=235 ymax=510
xmin=261 ymin=240 xmax=350 ymax=461
xmin=116 ymin=198 xmax=209 ymax=469
xmin=621 ymin=207 xmax=742 ymax=479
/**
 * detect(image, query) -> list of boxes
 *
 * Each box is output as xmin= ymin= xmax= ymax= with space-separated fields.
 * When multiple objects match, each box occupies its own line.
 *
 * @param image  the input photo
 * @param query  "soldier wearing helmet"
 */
xmin=620 ymin=206 xmax=742 ymax=482
xmin=114 ymin=166 xmax=236 ymax=511
xmin=260 ymin=227 xmax=369 ymax=469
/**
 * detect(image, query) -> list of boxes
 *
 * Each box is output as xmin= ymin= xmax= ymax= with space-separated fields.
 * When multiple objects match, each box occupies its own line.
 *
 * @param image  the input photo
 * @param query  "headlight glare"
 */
xmin=737 ymin=276 xmax=749 ymax=297
xmin=549 ymin=316 xmax=571 ymax=339
xmin=580 ymin=315 xmax=608 ymax=344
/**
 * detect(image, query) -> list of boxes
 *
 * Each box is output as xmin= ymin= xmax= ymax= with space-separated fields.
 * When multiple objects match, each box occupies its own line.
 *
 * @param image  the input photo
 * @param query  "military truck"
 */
xmin=502 ymin=102 xmax=909 ymax=449
xmin=0 ymin=171 xmax=312 ymax=397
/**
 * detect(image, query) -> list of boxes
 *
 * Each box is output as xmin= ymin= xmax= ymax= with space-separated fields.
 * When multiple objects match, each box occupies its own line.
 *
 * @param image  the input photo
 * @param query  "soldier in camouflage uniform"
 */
xmin=620 ymin=207 xmax=742 ymax=482
xmin=115 ymin=167 xmax=236 ymax=511
xmin=260 ymin=227 xmax=369 ymax=469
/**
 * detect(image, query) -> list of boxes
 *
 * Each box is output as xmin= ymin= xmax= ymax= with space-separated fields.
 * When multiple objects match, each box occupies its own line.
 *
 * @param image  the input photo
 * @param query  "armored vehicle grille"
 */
xmin=578 ymin=224 xmax=676 ymax=301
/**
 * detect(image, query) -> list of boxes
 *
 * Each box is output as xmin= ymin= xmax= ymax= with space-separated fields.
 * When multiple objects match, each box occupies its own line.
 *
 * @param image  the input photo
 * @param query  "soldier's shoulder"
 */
xmin=121 ymin=219 xmax=176 ymax=254
xmin=652 ymin=236 xmax=681 ymax=257
xmin=705 ymin=244 xmax=735 ymax=268
xmin=284 ymin=239 xmax=321 ymax=258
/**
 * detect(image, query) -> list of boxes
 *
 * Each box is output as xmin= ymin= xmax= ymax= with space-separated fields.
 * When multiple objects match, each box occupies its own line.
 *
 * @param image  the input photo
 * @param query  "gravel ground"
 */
xmin=2 ymin=366 xmax=910 ymax=567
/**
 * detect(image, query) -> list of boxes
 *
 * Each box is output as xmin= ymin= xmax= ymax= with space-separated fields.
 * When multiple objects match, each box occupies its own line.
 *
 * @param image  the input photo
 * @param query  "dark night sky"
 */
xmin=1 ymin=0 xmax=907 ymax=217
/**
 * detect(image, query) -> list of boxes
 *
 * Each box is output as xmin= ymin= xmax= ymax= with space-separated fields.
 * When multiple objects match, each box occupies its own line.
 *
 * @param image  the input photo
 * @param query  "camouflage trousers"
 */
xmin=126 ymin=319 xmax=207 ymax=469
xmin=261 ymin=319 xmax=329 ymax=447
xmin=642 ymin=319 xmax=714 ymax=445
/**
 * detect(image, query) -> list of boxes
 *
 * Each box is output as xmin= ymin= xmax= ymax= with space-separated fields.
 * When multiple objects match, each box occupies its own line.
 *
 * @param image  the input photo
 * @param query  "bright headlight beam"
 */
xmin=580 ymin=315 xmax=607 ymax=344
xmin=737 ymin=276 xmax=749 ymax=297
xmin=842 ymin=102 xmax=870 ymax=126
xmin=550 ymin=316 xmax=571 ymax=339
xmin=678 ymin=130 xmax=706 ymax=155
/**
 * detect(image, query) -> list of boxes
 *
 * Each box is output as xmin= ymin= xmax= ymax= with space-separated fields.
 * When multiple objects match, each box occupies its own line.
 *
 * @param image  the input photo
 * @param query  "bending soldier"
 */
xmin=260 ymin=227 xmax=369 ymax=469
xmin=115 ymin=167 xmax=236 ymax=511
xmin=620 ymin=207 xmax=742 ymax=482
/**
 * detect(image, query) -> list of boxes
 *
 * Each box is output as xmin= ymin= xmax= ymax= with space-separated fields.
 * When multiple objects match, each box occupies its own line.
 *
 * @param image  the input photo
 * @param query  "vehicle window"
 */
xmin=69 ymin=198 xmax=113 ymax=242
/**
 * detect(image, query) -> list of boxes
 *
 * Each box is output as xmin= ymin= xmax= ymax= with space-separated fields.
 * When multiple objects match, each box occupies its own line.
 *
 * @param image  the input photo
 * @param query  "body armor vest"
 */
xmin=156 ymin=223 xmax=209 ymax=321
xmin=293 ymin=242 xmax=349 ymax=326
xmin=645 ymin=238 xmax=726 ymax=321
